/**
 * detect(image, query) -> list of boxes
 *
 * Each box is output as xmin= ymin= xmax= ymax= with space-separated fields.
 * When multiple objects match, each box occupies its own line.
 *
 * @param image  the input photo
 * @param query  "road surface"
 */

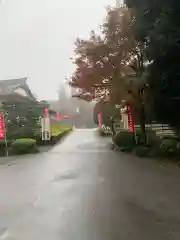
xmin=0 ymin=129 xmax=180 ymax=239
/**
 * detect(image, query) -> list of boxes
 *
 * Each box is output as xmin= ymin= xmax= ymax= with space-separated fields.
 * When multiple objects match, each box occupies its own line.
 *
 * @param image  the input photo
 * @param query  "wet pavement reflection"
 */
xmin=0 ymin=129 xmax=180 ymax=239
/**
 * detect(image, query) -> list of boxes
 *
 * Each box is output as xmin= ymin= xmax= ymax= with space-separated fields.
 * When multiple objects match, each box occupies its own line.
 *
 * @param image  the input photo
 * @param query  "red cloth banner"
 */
xmin=63 ymin=115 xmax=70 ymax=118
xmin=56 ymin=113 xmax=71 ymax=119
xmin=0 ymin=112 xmax=5 ymax=139
xmin=44 ymin=108 xmax=49 ymax=118
xmin=127 ymin=105 xmax=135 ymax=133
xmin=98 ymin=113 xmax=102 ymax=127
xmin=56 ymin=112 xmax=61 ymax=119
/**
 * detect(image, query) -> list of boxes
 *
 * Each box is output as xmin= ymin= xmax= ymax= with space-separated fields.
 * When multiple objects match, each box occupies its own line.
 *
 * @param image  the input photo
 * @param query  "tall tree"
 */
xmin=71 ymin=7 xmax=136 ymax=103
xmin=71 ymin=5 xmax=148 ymax=140
xmin=126 ymin=0 xmax=180 ymax=132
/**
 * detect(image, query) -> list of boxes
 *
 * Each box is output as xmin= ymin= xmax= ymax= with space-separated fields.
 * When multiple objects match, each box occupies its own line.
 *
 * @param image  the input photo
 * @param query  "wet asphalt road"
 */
xmin=0 ymin=129 xmax=180 ymax=239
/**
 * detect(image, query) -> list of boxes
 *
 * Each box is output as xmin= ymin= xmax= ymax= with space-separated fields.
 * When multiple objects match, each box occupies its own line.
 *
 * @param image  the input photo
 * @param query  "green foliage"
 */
xmin=36 ymin=124 xmax=72 ymax=146
xmin=2 ymin=100 xmax=43 ymax=140
xmin=159 ymin=138 xmax=179 ymax=158
xmin=147 ymin=137 xmax=180 ymax=159
xmin=93 ymin=100 xmax=121 ymax=126
xmin=135 ymin=129 xmax=160 ymax=146
xmin=11 ymin=138 xmax=38 ymax=155
xmin=125 ymin=0 xmax=180 ymax=132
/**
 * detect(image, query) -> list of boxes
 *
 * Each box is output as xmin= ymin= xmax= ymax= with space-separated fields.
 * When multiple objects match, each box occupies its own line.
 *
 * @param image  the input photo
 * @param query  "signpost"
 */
xmin=41 ymin=108 xmax=51 ymax=141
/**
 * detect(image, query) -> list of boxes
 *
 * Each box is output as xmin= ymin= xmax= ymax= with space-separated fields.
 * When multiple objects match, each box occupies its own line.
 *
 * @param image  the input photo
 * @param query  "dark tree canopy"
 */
xmin=125 ymin=0 xmax=180 ymax=131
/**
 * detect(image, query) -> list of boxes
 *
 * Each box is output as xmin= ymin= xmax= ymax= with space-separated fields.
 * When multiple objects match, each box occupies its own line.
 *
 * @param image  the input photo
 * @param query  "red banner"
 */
xmin=63 ymin=115 xmax=70 ymax=118
xmin=98 ymin=113 xmax=102 ymax=127
xmin=56 ymin=113 xmax=71 ymax=119
xmin=0 ymin=112 xmax=5 ymax=139
xmin=56 ymin=112 xmax=61 ymax=119
xmin=44 ymin=108 xmax=49 ymax=118
xmin=127 ymin=105 xmax=135 ymax=133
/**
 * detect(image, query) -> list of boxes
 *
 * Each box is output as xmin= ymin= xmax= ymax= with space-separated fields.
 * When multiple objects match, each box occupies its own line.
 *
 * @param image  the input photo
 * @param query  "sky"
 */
xmin=0 ymin=0 xmax=117 ymax=100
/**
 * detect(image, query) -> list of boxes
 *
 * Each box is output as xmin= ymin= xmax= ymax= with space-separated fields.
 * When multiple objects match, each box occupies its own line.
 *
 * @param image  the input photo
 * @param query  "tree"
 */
xmin=71 ymin=7 xmax=136 ymax=103
xmin=126 ymin=0 xmax=180 ymax=133
xmin=93 ymin=99 xmax=121 ymax=126
xmin=71 ymin=5 xmax=148 ymax=140
xmin=2 ymin=100 xmax=43 ymax=139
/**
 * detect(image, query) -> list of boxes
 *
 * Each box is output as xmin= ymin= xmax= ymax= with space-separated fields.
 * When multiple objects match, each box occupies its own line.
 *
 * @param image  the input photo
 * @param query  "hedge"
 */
xmin=11 ymin=138 xmax=39 ymax=155
xmin=113 ymin=131 xmax=135 ymax=150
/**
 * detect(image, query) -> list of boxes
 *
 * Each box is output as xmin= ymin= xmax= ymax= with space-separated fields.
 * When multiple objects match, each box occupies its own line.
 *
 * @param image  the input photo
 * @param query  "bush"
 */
xmin=36 ymin=128 xmax=72 ymax=146
xmin=133 ymin=146 xmax=150 ymax=158
xmin=11 ymin=138 xmax=39 ymax=155
xmin=146 ymin=130 xmax=161 ymax=147
xmin=135 ymin=129 xmax=145 ymax=145
xmin=119 ymin=146 xmax=134 ymax=153
xmin=147 ymin=146 xmax=161 ymax=158
xmin=159 ymin=138 xmax=179 ymax=158
xmin=113 ymin=131 xmax=135 ymax=150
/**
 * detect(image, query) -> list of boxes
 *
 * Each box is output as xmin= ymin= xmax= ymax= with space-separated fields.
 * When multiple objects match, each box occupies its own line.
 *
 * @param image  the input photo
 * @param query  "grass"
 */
xmin=50 ymin=123 xmax=72 ymax=137
xmin=0 ymin=123 xmax=72 ymax=145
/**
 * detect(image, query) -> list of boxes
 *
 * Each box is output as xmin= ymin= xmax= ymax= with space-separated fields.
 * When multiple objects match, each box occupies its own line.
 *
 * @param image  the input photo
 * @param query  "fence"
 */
xmin=114 ymin=120 xmax=176 ymax=137
xmin=135 ymin=124 xmax=175 ymax=137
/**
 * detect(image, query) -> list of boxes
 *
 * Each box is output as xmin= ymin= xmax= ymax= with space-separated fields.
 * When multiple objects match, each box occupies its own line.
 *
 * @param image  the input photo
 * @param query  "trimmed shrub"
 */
xmin=145 ymin=137 xmax=179 ymax=159
xmin=147 ymin=146 xmax=161 ymax=158
xmin=11 ymin=138 xmax=38 ymax=155
xmin=133 ymin=146 xmax=150 ymax=158
xmin=135 ymin=129 xmax=145 ymax=145
xmin=36 ymin=128 xmax=72 ymax=146
xmin=120 ymin=146 xmax=134 ymax=153
xmin=113 ymin=131 xmax=135 ymax=150
xmin=146 ymin=130 xmax=161 ymax=147
xmin=135 ymin=129 xmax=160 ymax=147
xmin=159 ymin=138 xmax=178 ymax=158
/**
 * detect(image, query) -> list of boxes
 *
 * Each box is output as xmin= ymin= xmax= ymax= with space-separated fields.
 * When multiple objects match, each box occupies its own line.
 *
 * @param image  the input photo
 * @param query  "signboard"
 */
xmin=127 ymin=105 xmax=135 ymax=133
xmin=0 ymin=112 xmax=5 ymax=139
xmin=41 ymin=118 xmax=50 ymax=140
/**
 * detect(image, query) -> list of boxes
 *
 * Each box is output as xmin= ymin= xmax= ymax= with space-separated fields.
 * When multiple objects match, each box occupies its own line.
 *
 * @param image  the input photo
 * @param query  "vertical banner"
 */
xmin=0 ymin=112 xmax=5 ymax=139
xmin=127 ymin=105 xmax=135 ymax=133
xmin=98 ymin=113 xmax=102 ymax=127
xmin=56 ymin=112 xmax=61 ymax=119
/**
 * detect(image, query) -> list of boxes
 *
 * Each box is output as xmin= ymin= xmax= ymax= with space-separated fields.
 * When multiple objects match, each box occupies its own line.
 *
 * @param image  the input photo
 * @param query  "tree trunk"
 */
xmin=138 ymin=103 xmax=147 ymax=143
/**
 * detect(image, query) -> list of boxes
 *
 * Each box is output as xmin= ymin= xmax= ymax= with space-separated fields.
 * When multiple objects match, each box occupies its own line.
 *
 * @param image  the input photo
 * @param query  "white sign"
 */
xmin=41 ymin=118 xmax=51 ymax=140
xmin=122 ymin=113 xmax=129 ymax=130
